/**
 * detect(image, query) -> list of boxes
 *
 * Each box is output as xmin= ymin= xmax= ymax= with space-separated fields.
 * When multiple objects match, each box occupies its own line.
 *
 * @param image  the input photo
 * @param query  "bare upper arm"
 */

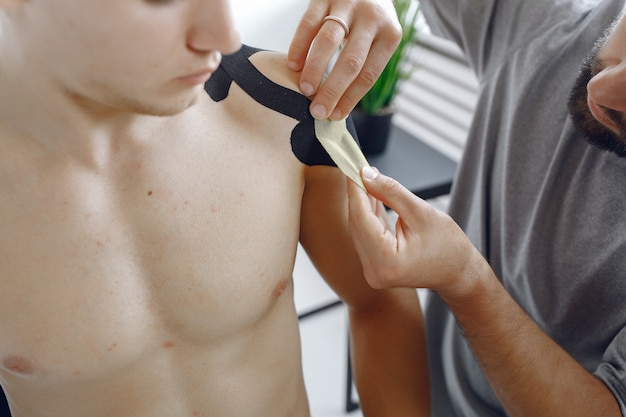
xmin=249 ymin=51 xmax=390 ymax=310
xmin=299 ymin=165 xmax=390 ymax=312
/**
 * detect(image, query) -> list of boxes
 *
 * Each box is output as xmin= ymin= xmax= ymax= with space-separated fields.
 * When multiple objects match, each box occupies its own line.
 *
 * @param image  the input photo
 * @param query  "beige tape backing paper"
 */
xmin=314 ymin=118 xmax=370 ymax=189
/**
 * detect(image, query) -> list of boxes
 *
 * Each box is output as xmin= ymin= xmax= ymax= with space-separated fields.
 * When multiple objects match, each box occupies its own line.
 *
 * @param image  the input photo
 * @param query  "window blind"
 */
xmin=393 ymin=32 xmax=479 ymax=162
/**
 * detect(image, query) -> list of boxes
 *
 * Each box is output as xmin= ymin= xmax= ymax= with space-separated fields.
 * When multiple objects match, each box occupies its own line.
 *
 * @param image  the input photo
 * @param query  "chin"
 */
xmin=130 ymin=92 xmax=201 ymax=117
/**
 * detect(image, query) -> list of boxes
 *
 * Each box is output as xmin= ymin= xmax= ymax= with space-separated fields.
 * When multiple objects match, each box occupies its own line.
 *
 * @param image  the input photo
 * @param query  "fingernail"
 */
xmin=287 ymin=60 xmax=300 ymax=71
xmin=362 ymin=166 xmax=378 ymax=181
xmin=310 ymin=104 xmax=327 ymax=119
xmin=300 ymin=82 xmax=315 ymax=96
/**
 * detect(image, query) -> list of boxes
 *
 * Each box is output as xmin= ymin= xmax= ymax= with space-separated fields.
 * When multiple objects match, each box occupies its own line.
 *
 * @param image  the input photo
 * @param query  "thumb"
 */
xmin=360 ymin=166 xmax=424 ymax=221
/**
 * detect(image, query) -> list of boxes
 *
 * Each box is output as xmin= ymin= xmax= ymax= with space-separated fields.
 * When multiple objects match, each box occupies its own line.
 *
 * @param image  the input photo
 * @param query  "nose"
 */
xmin=587 ymin=60 xmax=626 ymax=113
xmin=186 ymin=0 xmax=241 ymax=55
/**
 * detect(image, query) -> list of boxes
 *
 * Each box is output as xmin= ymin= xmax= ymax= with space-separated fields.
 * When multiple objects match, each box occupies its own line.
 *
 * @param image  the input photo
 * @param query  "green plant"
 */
xmin=358 ymin=0 xmax=421 ymax=114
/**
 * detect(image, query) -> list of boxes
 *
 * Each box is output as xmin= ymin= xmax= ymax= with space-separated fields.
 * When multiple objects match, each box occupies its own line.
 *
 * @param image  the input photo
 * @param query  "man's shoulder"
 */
xmin=204 ymin=45 xmax=337 ymax=168
xmin=247 ymin=48 xmax=301 ymax=94
xmin=204 ymin=45 xmax=312 ymax=122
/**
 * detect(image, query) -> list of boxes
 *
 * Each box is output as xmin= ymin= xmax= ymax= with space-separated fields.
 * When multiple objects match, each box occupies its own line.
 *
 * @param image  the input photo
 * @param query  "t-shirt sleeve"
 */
xmin=595 ymin=325 xmax=626 ymax=415
xmin=417 ymin=0 xmax=598 ymax=80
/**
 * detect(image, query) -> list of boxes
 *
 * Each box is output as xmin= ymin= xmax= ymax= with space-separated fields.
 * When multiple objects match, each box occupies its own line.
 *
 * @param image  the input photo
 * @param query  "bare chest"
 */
xmin=0 ymin=127 xmax=305 ymax=380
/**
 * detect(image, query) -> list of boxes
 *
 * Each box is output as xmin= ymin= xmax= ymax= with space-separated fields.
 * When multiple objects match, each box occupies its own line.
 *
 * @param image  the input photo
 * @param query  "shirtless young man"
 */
xmin=0 ymin=1 xmax=429 ymax=416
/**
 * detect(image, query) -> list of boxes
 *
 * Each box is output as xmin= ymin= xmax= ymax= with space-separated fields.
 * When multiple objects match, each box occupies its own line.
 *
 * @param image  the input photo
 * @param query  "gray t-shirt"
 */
xmin=419 ymin=0 xmax=626 ymax=415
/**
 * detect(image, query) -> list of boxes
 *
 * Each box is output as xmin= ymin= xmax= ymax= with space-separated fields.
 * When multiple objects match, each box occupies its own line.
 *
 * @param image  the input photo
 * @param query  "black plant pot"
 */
xmin=350 ymin=106 xmax=394 ymax=156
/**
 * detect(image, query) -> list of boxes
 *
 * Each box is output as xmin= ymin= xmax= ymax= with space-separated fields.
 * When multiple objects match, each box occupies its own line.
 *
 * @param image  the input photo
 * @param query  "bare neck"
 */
xmin=0 ymin=64 xmax=181 ymax=170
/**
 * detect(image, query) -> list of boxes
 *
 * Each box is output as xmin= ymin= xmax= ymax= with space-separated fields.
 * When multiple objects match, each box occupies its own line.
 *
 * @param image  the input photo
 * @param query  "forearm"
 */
xmin=348 ymin=288 xmax=430 ymax=417
xmin=347 ymin=168 xmax=622 ymax=415
xmin=442 ymin=252 xmax=620 ymax=417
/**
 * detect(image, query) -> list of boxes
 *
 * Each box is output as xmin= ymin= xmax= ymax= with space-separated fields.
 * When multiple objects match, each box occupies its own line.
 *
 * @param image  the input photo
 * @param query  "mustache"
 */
xmin=567 ymin=50 xmax=626 ymax=158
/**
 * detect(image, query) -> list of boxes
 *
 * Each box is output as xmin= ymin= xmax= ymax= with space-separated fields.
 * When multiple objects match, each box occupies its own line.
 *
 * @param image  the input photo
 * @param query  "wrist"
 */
xmin=436 ymin=245 xmax=496 ymax=310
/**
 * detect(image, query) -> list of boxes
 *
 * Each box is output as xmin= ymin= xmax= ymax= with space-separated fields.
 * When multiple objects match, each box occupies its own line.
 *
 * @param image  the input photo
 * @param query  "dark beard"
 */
xmin=567 ymin=45 xmax=626 ymax=158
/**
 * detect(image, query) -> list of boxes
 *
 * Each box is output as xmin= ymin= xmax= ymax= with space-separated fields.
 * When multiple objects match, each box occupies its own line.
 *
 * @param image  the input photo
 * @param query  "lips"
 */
xmin=177 ymin=68 xmax=217 ymax=85
xmin=177 ymin=53 xmax=222 ymax=86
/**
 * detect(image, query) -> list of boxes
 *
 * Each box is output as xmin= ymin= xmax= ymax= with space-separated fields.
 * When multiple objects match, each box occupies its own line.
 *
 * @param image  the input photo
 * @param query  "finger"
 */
xmin=373 ymin=194 xmax=385 ymax=218
xmin=360 ymin=167 xmax=426 ymax=227
xmin=299 ymin=16 xmax=354 ymax=118
xmin=347 ymin=186 xmax=401 ymax=290
xmin=369 ymin=191 xmax=392 ymax=231
xmin=375 ymin=198 xmax=393 ymax=230
xmin=346 ymin=174 xmax=391 ymax=232
xmin=311 ymin=26 xmax=373 ymax=120
xmin=318 ymin=2 xmax=401 ymax=119
xmin=327 ymin=29 xmax=402 ymax=119
xmin=347 ymin=178 xmax=385 ymax=240
xmin=346 ymin=178 xmax=398 ymax=264
xmin=287 ymin=2 xmax=327 ymax=73
xmin=347 ymin=176 xmax=378 ymax=225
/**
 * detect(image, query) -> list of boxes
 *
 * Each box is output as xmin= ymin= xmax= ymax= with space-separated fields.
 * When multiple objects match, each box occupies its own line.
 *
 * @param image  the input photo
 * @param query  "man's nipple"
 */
xmin=3 ymin=355 xmax=34 ymax=375
xmin=271 ymin=279 xmax=289 ymax=300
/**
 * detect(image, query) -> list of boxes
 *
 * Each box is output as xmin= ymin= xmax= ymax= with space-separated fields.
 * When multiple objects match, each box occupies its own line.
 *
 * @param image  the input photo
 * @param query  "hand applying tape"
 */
xmin=313 ymin=48 xmax=371 ymax=189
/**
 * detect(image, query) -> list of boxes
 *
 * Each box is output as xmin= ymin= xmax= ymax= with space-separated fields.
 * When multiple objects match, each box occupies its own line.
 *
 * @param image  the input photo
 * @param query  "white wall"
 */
xmin=230 ymin=0 xmax=308 ymax=52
